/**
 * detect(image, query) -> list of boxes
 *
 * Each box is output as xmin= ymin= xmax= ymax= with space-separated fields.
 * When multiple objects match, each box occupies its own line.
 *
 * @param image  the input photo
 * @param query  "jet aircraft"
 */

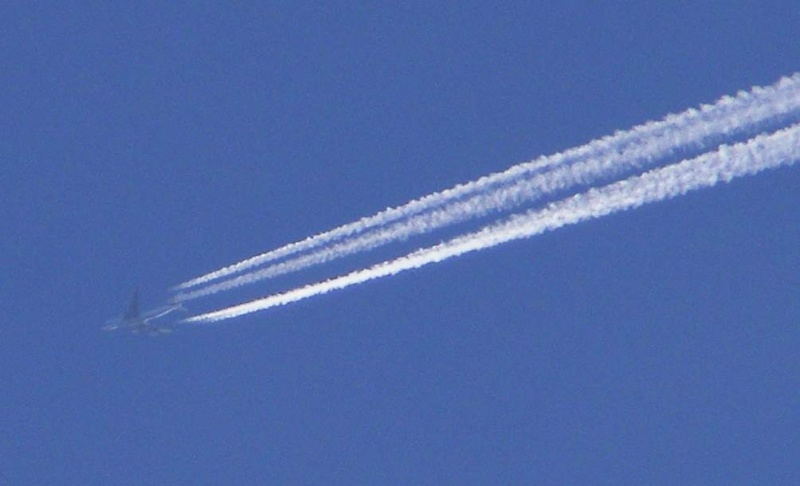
xmin=102 ymin=289 xmax=185 ymax=335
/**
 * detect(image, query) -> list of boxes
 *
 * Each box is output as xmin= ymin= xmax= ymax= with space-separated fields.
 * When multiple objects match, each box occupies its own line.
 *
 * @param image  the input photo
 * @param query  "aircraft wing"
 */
xmin=102 ymin=317 xmax=123 ymax=331
xmin=142 ymin=302 xmax=185 ymax=322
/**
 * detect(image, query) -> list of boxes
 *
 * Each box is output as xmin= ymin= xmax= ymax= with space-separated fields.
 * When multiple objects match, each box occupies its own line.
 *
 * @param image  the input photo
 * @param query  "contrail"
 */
xmin=172 ymin=74 xmax=800 ymax=302
xmin=174 ymin=74 xmax=800 ymax=293
xmin=184 ymin=124 xmax=800 ymax=323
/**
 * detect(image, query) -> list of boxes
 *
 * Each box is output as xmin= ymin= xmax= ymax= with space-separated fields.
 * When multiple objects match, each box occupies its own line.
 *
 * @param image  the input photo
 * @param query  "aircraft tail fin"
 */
xmin=123 ymin=288 xmax=140 ymax=319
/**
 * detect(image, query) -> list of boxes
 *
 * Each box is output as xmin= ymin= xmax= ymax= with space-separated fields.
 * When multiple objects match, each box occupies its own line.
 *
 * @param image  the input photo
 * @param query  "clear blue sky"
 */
xmin=3 ymin=3 xmax=800 ymax=484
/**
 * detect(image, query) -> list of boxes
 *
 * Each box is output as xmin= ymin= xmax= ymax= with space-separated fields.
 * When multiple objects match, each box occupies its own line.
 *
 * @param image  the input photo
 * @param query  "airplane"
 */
xmin=102 ymin=289 xmax=186 ymax=335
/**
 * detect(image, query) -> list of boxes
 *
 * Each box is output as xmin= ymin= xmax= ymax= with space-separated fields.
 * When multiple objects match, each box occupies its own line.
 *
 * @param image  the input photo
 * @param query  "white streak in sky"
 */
xmin=184 ymin=124 xmax=800 ymax=323
xmin=174 ymin=74 xmax=800 ymax=293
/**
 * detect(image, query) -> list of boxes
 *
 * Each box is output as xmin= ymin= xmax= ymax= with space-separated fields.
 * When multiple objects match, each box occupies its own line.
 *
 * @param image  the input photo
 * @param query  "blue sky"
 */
xmin=3 ymin=3 xmax=800 ymax=484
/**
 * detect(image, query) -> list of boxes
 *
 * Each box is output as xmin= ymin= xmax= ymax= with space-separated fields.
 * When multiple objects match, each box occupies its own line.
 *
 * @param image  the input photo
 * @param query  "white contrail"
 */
xmin=172 ymin=75 xmax=800 ymax=302
xmin=184 ymin=124 xmax=800 ymax=323
xmin=173 ymin=74 xmax=800 ymax=292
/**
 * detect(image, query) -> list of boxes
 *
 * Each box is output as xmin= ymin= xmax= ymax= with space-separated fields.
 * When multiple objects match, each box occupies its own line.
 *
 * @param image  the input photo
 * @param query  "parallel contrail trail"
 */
xmin=184 ymin=124 xmax=800 ymax=323
xmin=174 ymin=74 xmax=800 ymax=294
xmin=173 ymin=74 xmax=800 ymax=302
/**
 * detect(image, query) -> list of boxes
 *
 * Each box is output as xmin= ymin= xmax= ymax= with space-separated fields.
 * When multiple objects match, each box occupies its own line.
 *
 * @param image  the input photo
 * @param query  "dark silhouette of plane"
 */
xmin=102 ymin=289 xmax=185 ymax=335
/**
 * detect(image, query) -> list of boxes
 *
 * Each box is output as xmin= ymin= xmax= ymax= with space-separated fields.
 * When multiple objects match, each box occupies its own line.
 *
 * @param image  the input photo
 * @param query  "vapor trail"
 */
xmin=174 ymin=74 xmax=800 ymax=293
xmin=184 ymin=124 xmax=800 ymax=323
xmin=172 ymin=75 xmax=800 ymax=302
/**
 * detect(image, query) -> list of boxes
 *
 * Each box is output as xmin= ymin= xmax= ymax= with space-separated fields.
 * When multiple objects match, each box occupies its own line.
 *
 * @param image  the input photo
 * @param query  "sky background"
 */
xmin=3 ymin=2 xmax=800 ymax=484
